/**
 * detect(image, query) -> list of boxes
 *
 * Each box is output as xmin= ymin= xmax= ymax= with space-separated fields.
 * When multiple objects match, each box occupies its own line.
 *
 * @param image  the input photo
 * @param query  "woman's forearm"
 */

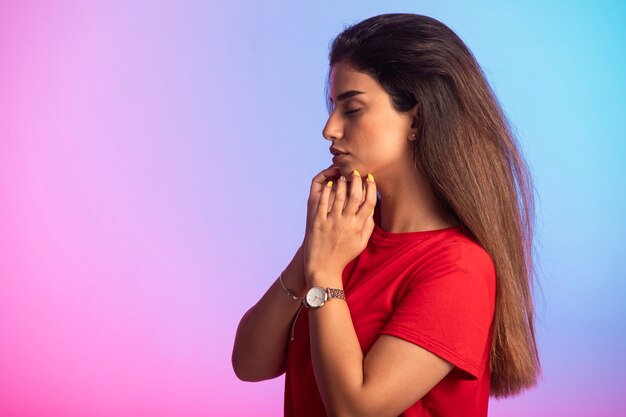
xmin=308 ymin=272 xmax=365 ymax=417
xmin=231 ymin=243 xmax=307 ymax=382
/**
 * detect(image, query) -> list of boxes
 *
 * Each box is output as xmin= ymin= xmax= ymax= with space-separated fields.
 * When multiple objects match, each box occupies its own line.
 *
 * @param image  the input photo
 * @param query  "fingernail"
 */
xmin=339 ymin=175 xmax=346 ymax=181
xmin=353 ymin=169 xmax=360 ymax=177
xmin=371 ymin=208 xmax=375 ymax=216
xmin=327 ymin=180 xmax=333 ymax=187
xmin=367 ymin=173 xmax=374 ymax=182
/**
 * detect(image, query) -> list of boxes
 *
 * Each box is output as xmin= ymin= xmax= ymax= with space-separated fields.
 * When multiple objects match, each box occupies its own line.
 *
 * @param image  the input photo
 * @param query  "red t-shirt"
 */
xmin=284 ymin=208 xmax=496 ymax=417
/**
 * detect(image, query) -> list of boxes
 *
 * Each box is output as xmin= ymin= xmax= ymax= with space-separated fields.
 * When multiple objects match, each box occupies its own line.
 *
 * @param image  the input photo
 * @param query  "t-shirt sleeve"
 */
xmin=379 ymin=242 xmax=496 ymax=379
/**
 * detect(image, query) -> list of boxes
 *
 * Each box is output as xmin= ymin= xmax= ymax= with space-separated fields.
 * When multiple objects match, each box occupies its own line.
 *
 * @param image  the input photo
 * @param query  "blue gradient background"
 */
xmin=1 ymin=1 xmax=624 ymax=416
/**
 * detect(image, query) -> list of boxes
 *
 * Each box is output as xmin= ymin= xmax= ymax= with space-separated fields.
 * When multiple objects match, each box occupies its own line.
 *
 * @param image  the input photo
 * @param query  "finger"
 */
xmin=310 ymin=166 xmax=341 ymax=192
xmin=309 ymin=165 xmax=341 ymax=208
xmin=317 ymin=179 xmax=334 ymax=220
xmin=327 ymin=186 xmax=337 ymax=213
xmin=328 ymin=184 xmax=342 ymax=213
xmin=330 ymin=175 xmax=348 ymax=215
xmin=360 ymin=182 xmax=366 ymax=205
xmin=357 ymin=172 xmax=377 ymax=220
xmin=344 ymin=169 xmax=364 ymax=216
xmin=362 ymin=211 xmax=376 ymax=240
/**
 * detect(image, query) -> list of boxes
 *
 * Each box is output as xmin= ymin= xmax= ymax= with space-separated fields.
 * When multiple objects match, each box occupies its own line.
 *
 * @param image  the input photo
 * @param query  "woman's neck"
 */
xmin=375 ymin=164 xmax=458 ymax=233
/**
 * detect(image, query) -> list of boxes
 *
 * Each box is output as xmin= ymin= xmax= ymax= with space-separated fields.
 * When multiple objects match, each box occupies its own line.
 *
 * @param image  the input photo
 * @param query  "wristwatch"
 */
xmin=302 ymin=286 xmax=346 ymax=309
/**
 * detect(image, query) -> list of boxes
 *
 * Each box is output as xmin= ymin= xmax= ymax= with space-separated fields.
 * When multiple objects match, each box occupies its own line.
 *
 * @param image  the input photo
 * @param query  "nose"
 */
xmin=322 ymin=112 xmax=342 ymax=142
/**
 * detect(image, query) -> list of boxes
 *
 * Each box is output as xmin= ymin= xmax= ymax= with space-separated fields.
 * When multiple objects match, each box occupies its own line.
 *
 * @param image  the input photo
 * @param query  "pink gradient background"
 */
xmin=1 ymin=1 xmax=624 ymax=416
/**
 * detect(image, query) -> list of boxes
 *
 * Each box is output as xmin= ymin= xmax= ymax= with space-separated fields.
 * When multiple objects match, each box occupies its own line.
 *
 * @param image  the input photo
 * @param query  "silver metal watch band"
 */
xmin=327 ymin=287 xmax=346 ymax=300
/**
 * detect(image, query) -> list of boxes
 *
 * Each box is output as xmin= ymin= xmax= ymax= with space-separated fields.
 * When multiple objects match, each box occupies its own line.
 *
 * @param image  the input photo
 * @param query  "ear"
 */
xmin=408 ymin=102 xmax=422 ymax=142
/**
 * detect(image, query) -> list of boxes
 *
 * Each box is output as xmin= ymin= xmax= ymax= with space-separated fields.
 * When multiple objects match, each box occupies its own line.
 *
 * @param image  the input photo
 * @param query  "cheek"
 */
xmin=350 ymin=114 xmax=408 ymax=163
xmin=360 ymin=139 xmax=411 ymax=175
xmin=364 ymin=122 xmax=406 ymax=156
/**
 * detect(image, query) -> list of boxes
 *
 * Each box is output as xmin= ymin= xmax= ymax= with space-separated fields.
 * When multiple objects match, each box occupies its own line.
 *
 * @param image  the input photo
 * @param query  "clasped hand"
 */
xmin=303 ymin=166 xmax=377 ymax=287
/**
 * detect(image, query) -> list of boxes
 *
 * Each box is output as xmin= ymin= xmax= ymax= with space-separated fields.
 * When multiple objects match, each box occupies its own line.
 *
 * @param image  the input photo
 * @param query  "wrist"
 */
xmin=301 ymin=283 xmax=346 ymax=309
xmin=306 ymin=270 xmax=344 ymax=289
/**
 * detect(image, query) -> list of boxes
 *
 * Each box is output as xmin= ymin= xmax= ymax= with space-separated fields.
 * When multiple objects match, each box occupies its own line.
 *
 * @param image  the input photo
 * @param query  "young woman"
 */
xmin=232 ymin=13 xmax=541 ymax=417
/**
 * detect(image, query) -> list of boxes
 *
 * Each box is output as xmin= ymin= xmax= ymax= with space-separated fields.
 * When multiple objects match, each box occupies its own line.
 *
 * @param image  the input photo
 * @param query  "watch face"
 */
xmin=305 ymin=287 xmax=327 ymax=308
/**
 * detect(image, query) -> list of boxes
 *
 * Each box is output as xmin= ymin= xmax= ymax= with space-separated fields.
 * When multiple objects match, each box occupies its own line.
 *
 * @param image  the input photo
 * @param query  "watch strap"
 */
xmin=327 ymin=288 xmax=346 ymax=300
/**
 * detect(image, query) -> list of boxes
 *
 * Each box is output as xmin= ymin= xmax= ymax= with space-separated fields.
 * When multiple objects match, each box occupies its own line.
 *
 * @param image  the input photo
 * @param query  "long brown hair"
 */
xmin=326 ymin=13 xmax=541 ymax=398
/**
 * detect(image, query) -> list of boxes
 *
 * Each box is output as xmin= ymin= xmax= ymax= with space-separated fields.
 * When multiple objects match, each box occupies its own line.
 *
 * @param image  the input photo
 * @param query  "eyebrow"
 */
xmin=329 ymin=90 xmax=366 ymax=103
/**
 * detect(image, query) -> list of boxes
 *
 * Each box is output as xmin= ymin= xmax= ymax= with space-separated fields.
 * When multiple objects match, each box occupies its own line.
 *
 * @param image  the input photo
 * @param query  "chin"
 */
xmin=340 ymin=166 xmax=358 ymax=179
xmin=333 ymin=160 xmax=369 ymax=180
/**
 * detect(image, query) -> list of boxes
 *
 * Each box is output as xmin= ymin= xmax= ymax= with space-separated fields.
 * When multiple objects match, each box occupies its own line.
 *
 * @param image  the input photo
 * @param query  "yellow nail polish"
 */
xmin=371 ymin=208 xmax=375 ymax=216
xmin=353 ymin=169 xmax=360 ymax=177
xmin=327 ymin=180 xmax=333 ymax=187
xmin=367 ymin=173 xmax=374 ymax=182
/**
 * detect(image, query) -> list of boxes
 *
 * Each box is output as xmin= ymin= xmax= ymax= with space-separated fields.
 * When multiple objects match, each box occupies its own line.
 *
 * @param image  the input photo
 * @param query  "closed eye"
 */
xmin=344 ymin=108 xmax=361 ymax=115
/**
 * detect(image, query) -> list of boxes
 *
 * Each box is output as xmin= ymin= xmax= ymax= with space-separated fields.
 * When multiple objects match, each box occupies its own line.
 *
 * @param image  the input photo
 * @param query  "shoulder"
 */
xmin=415 ymin=229 xmax=496 ymax=291
xmin=451 ymin=232 xmax=496 ymax=278
xmin=435 ymin=228 xmax=493 ymax=267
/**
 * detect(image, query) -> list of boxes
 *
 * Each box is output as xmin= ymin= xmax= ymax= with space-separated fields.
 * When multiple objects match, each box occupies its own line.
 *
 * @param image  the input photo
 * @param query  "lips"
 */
xmin=332 ymin=153 xmax=349 ymax=163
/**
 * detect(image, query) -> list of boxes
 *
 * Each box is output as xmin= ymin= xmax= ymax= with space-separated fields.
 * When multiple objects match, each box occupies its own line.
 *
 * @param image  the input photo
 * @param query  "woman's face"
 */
xmin=323 ymin=61 xmax=416 ymax=181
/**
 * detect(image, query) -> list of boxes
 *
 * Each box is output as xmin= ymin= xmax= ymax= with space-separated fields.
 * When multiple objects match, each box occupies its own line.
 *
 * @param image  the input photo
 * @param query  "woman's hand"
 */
xmin=303 ymin=165 xmax=342 ymax=243
xmin=303 ymin=169 xmax=377 ymax=287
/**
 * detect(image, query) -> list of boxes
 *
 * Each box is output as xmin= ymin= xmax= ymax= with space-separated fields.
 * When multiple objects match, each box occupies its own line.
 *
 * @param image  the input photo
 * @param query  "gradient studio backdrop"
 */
xmin=1 ymin=1 xmax=624 ymax=416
